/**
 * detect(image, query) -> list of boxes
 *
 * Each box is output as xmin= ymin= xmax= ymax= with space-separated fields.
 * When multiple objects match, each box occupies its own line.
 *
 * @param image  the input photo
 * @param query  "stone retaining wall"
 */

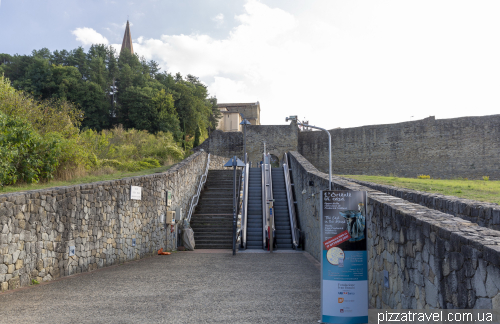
xmin=0 ymin=151 xmax=208 ymax=292
xmin=298 ymin=115 xmax=500 ymax=180
xmin=344 ymin=178 xmax=500 ymax=231
xmin=289 ymin=151 xmax=500 ymax=309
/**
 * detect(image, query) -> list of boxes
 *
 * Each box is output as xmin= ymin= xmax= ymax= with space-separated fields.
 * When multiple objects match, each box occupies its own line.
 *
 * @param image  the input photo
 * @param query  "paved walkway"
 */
xmin=0 ymin=250 xmax=321 ymax=324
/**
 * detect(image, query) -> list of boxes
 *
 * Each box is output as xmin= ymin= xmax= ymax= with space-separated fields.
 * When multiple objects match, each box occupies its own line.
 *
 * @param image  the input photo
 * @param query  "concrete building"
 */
xmin=216 ymin=102 xmax=261 ymax=132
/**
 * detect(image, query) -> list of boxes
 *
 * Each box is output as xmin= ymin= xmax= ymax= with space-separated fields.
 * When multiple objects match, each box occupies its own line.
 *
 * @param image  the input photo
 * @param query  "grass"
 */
xmin=339 ymin=175 xmax=500 ymax=205
xmin=0 ymin=164 xmax=174 ymax=194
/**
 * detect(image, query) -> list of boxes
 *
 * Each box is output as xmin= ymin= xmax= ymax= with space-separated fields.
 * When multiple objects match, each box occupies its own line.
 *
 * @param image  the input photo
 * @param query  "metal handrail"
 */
xmin=283 ymin=153 xmax=299 ymax=248
xmin=233 ymin=167 xmax=242 ymax=254
xmin=187 ymin=153 xmax=210 ymax=223
xmin=268 ymin=159 xmax=275 ymax=251
xmin=261 ymin=153 xmax=275 ymax=251
xmin=241 ymin=157 xmax=249 ymax=249
xmin=261 ymin=157 xmax=266 ymax=249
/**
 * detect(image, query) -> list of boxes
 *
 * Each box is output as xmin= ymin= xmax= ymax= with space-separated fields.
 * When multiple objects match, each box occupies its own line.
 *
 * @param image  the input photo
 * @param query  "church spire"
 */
xmin=121 ymin=20 xmax=134 ymax=55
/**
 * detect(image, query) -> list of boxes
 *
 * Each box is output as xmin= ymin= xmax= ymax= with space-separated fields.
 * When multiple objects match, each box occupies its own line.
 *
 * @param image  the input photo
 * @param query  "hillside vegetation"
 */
xmin=0 ymin=45 xmax=222 ymax=191
xmin=0 ymin=74 xmax=184 ymax=189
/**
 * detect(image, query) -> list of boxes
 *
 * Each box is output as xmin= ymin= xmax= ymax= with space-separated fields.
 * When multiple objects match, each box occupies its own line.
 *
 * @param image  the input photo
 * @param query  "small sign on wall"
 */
xmin=131 ymin=186 xmax=142 ymax=200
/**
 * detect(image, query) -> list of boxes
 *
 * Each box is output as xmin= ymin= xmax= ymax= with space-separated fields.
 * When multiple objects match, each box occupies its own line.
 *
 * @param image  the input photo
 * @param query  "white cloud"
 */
xmin=72 ymin=27 xmax=109 ymax=46
xmin=212 ymin=13 xmax=224 ymax=27
xmin=111 ymin=0 xmax=500 ymax=127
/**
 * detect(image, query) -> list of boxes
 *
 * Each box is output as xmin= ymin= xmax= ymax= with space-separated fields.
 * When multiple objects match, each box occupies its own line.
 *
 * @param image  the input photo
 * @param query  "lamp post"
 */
xmin=240 ymin=119 xmax=251 ymax=164
xmin=286 ymin=116 xmax=332 ymax=190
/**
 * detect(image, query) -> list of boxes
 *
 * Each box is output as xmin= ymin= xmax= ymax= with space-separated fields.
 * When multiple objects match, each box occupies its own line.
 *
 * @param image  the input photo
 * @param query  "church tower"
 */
xmin=121 ymin=20 xmax=134 ymax=55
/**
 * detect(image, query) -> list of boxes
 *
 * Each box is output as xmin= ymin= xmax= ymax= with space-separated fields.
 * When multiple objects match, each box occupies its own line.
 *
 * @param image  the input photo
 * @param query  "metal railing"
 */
xmin=261 ymin=158 xmax=266 ymax=249
xmin=186 ymin=153 xmax=210 ymax=223
xmin=240 ymin=155 xmax=249 ymax=249
xmin=283 ymin=153 xmax=299 ymax=249
xmin=233 ymin=167 xmax=242 ymax=254
xmin=261 ymin=153 xmax=275 ymax=251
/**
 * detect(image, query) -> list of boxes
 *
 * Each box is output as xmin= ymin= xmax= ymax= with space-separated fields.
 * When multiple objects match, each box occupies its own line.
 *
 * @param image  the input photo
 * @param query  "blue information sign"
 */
xmin=320 ymin=190 xmax=368 ymax=324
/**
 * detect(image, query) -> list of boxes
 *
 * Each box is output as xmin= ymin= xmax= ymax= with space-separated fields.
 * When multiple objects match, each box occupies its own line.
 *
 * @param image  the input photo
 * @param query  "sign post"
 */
xmin=320 ymin=190 xmax=368 ymax=324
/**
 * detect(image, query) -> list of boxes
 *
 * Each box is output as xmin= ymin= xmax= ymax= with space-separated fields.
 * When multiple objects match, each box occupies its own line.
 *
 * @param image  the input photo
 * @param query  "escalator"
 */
xmin=246 ymin=168 xmax=263 ymax=249
xmin=240 ymin=153 xmax=299 ymax=251
xmin=272 ymin=168 xmax=293 ymax=249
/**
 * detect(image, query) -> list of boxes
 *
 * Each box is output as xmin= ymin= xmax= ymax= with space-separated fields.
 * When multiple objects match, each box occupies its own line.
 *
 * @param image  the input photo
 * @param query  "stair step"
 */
xmin=191 ymin=227 xmax=233 ymax=233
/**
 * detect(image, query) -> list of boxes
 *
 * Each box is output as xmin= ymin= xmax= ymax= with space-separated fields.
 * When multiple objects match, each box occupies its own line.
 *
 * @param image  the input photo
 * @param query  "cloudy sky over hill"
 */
xmin=1 ymin=0 xmax=500 ymax=127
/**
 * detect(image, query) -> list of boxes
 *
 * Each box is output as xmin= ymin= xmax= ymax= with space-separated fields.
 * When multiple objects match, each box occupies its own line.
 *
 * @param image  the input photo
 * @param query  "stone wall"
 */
xmin=245 ymin=125 xmax=298 ymax=167
xmin=197 ymin=130 xmax=243 ymax=160
xmin=289 ymin=151 xmax=500 ymax=309
xmin=197 ymin=125 xmax=298 ymax=167
xmin=344 ymin=178 xmax=500 ymax=231
xmin=0 ymin=151 xmax=209 ymax=292
xmin=298 ymin=115 xmax=500 ymax=179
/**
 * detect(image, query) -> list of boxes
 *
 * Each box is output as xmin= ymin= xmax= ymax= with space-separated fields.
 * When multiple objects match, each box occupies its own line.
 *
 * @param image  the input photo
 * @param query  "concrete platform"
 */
xmin=0 ymin=251 xmax=321 ymax=323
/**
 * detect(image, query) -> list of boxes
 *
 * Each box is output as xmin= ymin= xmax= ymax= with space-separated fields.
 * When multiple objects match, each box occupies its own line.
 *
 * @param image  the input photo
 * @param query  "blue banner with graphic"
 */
xmin=320 ymin=190 xmax=368 ymax=324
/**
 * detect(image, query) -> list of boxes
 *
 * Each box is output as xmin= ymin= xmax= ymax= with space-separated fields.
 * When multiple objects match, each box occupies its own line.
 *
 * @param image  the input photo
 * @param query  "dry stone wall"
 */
xmin=298 ymin=115 xmax=500 ymax=179
xmin=289 ymin=151 xmax=500 ymax=309
xmin=344 ymin=178 xmax=500 ymax=231
xmin=0 ymin=151 xmax=208 ymax=292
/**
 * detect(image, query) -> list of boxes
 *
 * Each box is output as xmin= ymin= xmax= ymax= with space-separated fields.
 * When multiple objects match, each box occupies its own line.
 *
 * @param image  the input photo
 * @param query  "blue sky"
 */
xmin=1 ymin=0 xmax=500 ymax=127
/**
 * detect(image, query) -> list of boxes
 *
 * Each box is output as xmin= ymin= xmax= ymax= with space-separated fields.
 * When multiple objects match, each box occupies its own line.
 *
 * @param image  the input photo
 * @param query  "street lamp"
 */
xmin=240 ymin=119 xmax=251 ymax=164
xmin=286 ymin=116 xmax=332 ymax=190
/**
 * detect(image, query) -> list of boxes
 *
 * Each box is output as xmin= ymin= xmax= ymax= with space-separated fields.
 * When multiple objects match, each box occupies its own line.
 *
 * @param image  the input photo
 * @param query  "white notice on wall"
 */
xmin=130 ymin=186 xmax=142 ymax=200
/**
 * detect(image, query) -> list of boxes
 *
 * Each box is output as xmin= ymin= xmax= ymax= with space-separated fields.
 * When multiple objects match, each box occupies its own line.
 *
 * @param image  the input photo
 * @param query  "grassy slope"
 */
xmin=0 ymin=165 xmax=173 ymax=194
xmin=339 ymin=175 xmax=500 ymax=205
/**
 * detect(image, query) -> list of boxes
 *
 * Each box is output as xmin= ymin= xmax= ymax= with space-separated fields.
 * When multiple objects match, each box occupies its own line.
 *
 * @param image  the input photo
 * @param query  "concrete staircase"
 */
xmin=190 ymin=170 xmax=239 ymax=249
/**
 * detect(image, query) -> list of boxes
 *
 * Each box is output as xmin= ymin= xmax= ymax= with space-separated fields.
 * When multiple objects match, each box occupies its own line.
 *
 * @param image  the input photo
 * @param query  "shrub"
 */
xmin=141 ymin=158 xmax=161 ymax=168
xmin=0 ymin=113 xmax=61 ymax=185
xmin=417 ymin=175 xmax=431 ymax=179
xmin=100 ymin=159 xmax=123 ymax=169
xmin=483 ymin=176 xmax=490 ymax=181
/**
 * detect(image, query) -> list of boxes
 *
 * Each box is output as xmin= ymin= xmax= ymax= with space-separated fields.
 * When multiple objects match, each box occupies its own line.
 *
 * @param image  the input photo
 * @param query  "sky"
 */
xmin=1 ymin=0 xmax=499 ymax=128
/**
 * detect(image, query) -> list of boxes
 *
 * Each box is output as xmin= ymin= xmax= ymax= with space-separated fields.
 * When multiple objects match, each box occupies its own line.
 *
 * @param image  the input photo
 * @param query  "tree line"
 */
xmin=0 ymin=45 xmax=221 ymax=149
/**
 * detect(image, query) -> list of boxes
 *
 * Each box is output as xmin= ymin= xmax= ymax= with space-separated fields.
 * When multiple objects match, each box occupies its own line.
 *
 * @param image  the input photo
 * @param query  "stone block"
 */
xmin=474 ymin=297 xmax=492 ymax=309
xmin=472 ymin=261 xmax=487 ymax=298
xmin=8 ymin=277 xmax=20 ymax=290
xmin=485 ymin=264 xmax=500 ymax=297
xmin=493 ymin=293 xmax=500 ymax=310
xmin=483 ymin=244 xmax=500 ymax=267
xmin=425 ymin=278 xmax=438 ymax=308
xmin=12 ymin=250 xmax=20 ymax=263
xmin=1 ymin=281 xmax=8 ymax=291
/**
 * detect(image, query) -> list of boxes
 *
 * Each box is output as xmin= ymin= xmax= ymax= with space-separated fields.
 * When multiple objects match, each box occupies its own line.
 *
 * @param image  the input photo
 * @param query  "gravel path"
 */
xmin=0 ymin=250 xmax=321 ymax=324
